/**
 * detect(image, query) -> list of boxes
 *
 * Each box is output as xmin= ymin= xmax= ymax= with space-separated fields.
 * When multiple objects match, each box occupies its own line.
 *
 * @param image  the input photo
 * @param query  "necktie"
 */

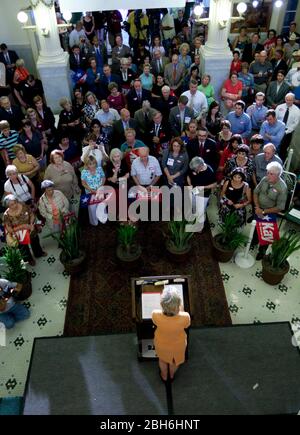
xmin=144 ymin=112 xmax=149 ymax=123
xmin=157 ymin=60 xmax=161 ymax=73
xmin=199 ymin=142 xmax=204 ymax=155
xmin=155 ymin=124 xmax=159 ymax=136
xmin=5 ymin=53 xmax=10 ymax=64
xmin=138 ymin=92 xmax=142 ymax=102
xmin=173 ymin=65 xmax=177 ymax=82
xmin=76 ymin=54 xmax=80 ymax=64
xmin=283 ymin=107 xmax=289 ymax=124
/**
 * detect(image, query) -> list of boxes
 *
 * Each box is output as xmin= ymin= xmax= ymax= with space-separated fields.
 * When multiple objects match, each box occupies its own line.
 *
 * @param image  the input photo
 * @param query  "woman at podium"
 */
xmin=152 ymin=286 xmax=190 ymax=382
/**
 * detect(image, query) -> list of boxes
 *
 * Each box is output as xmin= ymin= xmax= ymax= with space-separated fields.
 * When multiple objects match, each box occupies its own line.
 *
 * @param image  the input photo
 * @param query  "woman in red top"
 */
xmin=230 ymin=50 xmax=242 ymax=75
xmin=221 ymin=72 xmax=243 ymax=111
xmin=107 ymin=82 xmax=127 ymax=113
xmin=216 ymin=134 xmax=243 ymax=183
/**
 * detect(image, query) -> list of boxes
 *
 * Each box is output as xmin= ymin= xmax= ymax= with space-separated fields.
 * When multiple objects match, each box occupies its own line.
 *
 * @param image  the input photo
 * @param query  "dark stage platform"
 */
xmin=23 ymin=323 xmax=300 ymax=415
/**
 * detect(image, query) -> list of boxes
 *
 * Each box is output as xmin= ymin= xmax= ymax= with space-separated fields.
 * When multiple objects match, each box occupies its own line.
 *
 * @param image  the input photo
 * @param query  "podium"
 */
xmin=131 ymin=275 xmax=192 ymax=360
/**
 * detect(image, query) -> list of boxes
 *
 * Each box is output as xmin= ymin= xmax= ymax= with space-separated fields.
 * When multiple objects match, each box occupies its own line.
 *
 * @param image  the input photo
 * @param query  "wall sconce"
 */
xmin=17 ymin=8 xmax=72 ymax=36
xmin=193 ymin=2 xmax=210 ymax=25
xmin=218 ymin=2 xmax=247 ymax=29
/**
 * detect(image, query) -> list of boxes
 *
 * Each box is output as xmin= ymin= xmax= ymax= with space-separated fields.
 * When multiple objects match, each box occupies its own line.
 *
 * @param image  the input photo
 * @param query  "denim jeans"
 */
xmin=0 ymin=303 xmax=30 ymax=329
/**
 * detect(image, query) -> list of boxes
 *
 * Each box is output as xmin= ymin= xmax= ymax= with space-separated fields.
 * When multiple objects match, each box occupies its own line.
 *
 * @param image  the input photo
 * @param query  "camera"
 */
xmin=0 ymin=284 xmax=16 ymax=300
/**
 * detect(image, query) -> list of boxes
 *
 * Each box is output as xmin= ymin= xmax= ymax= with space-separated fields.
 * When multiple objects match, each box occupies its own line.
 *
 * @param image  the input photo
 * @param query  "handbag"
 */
xmin=6 ymin=232 xmax=19 ymax=247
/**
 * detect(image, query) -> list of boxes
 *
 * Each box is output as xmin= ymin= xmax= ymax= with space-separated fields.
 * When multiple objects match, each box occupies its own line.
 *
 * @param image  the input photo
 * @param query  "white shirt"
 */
xmin=161 ymin=13 xmax=175 ymax=40
xmin=4 ymin=175 xmax=31 ymax=203
xmin=69 ymin=29 xmax=86 ymax=48
xmin=81 ymin=146 xmax=104 ymax=167
xmin=131 ymin=155 xmax=162 ymax=186
xmin=181 ymin=90 xmax=208 ymax=119
xmin=275 ymin=103 xmax=300 ymax=134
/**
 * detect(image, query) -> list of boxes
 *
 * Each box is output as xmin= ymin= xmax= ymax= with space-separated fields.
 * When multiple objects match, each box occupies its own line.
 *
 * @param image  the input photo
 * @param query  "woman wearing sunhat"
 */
xmin=38 ymin=180 xmax=70 ymax=232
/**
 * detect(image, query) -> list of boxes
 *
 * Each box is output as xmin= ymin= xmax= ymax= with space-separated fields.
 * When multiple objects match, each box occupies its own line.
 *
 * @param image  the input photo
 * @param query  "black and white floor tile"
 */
xmin=0 ymin=195 xmax=299 ymax=398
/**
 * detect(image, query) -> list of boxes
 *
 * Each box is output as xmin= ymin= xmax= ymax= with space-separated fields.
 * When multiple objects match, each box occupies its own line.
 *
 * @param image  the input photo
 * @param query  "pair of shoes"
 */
xmin=28 ymin=258 xmax=36 ymax=266
xmin=247 ymin=215 xmax=254 ymax=224
xmin=256 ymin=251 xmax=265 ymax=261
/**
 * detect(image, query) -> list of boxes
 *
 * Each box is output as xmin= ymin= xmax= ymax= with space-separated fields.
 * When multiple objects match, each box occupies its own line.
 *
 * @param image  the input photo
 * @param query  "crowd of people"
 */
xmin=0 ymin=7 xmax=300 ymax=380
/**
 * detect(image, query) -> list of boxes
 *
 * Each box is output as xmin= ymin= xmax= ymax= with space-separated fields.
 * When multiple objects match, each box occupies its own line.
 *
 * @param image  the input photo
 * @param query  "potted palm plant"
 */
xmin=46 ymin=214 xmax=86 ymax=275
xmin=0 ymin=246 xmax=32 ymax=301
xmin=116 ymin=222 xmax=142 ymax=263
xmin=212 ymin=212 xmax=248 ymax=262
xmin=262 ymin=232 xmax=300 ymax=285
xmin=165 ymin=219 xmax=195 ymax=262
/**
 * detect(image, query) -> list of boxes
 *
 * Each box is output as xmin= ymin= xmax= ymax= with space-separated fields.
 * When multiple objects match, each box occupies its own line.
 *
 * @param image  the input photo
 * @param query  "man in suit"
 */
xmin=99 ymin=64 xmax=121 ymax=99
xmin=69 ymin=45 xmax=87 ymax=72
xmin=126 ymin=79 xmax=152 ymax=116
xmin=0 ymin=43 xmax=19 ymax=84
xmin=187 ymin=127 xmax=219 ymax=171
xmin=111 ymin=35 xmax=131 ymax=74
xmin=174 ymin=9 xmax=185 ymax=34
xmin=154 ymin=85 xmax=178 ymax=122
xmin=271 ymin=49 xmax=288 ymax=81
xmin=0 ymin=96 xmax=23 ymax=131
xmin=169 ymin=95 xmax=194 ymax=137
xmin=134 ymin=100 xmax=157 ymax=143
xmin=164 ymin=54 xmax=186 ymax=97
xmin=87 ymin=36 xmax=107 ymax=70
xmin=146 ymin=110 xmax=171 ymax=156
xmin=266 ymin=70 xmax=291 ymax=109
xmin=150 ymin=50 xmax=169 ymax=77
xmin=111 ymin=108 xmax=138 ymax=148
xmin=190 ymin=37 xmax=203 ymax=62
xmin=242 ymin=33 xmax=264 ymax=65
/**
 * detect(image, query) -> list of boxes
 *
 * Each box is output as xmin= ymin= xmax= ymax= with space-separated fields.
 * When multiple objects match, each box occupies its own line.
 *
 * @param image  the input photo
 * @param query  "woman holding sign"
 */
xmin=3 ymin=194 xmax=47 ymax=266
xmin=152 ymin=286 xmax=190 ymax=382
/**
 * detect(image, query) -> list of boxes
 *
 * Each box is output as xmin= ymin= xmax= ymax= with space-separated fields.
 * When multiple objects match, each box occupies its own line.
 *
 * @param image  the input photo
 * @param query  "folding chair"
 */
xmin=278 ymin=170 xmax=298 ymax=229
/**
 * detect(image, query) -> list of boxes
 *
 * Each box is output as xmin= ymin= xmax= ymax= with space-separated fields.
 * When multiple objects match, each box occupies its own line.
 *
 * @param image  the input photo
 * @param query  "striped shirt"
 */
xmin=0 ymin=130 xmax=19 ymax=160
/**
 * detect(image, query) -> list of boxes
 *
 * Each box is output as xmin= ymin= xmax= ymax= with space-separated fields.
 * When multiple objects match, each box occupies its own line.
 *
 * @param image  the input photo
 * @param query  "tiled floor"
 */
xmin=0 ymin=196 xmax=299 ymax=399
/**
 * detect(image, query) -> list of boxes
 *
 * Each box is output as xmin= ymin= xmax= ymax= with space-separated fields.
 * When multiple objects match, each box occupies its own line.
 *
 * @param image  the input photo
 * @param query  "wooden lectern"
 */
xmin=131 ymin=275 xmax=193 ymax=360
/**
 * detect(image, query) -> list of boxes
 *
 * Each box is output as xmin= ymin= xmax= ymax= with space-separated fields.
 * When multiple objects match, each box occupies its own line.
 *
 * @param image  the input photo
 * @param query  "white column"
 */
xmin=31 ymin=1 xmax=71 ymax=113
xmin=202 ymin=0 xmax=233 ymax=99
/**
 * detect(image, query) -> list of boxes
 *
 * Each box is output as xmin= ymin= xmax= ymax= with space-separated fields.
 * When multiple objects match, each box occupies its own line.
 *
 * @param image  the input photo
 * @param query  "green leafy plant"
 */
xmin=217 ymin=212 xmax=248 ymax=250
xmin=45 ymin=214 xmax=80 ymax=261
xmin=267 ymin=232 xmax=300 ymax=270
xmin=117 ymin=222 xmax=138 ymax=252
xmin=0 ymin=246 xmax=27 ymax=283
xmin=166 ymin=219 xmax=195 ymax=252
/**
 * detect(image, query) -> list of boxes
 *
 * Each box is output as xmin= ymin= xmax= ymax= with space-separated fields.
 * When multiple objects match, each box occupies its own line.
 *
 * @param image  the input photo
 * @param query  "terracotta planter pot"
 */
xmin=212 ymin=234 xmax=235 ymax=263
xmin=116 ymin=244 xmax=142 ymax=263
xmin=165 ymin=240 xmax=192 ymax=263
xmin=262 ymin=256 xmax=290 ymax=285
xmin=14 ymin=271 xmax=32 ymax=301
xmin=60 ymin=250 xmax=86 ymax=275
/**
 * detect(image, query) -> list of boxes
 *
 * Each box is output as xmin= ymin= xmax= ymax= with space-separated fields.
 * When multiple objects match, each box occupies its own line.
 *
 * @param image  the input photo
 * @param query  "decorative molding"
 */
xmin=30 ymin=0 xmax=55 ymax=8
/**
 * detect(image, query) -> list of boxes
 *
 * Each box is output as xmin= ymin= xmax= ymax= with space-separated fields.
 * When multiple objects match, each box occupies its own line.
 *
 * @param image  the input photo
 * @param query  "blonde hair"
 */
xmin=179 ymin=43 xmax=190 ymax=54
xmin=59 ymin=97 xmax=71 ymax=108
xmin=110 ymin=148 xmax=123 ymax=162
xmin=16 ymin=58 xmax=25 ymax=68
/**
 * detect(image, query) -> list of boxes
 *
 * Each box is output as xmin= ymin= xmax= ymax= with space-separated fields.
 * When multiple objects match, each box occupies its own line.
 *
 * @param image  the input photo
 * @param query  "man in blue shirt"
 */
xmin=226 ymin=100 xmax=252 ymax=140
xmin=246 ymin=92 xmax=268 ymax=133
xmin=259 ymin=109 xmax=285 ymax=151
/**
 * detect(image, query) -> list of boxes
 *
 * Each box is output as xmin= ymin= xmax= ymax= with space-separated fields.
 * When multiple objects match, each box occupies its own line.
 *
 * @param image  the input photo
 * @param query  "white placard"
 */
xmin=288 ymin=208 xmax=300 ymax=219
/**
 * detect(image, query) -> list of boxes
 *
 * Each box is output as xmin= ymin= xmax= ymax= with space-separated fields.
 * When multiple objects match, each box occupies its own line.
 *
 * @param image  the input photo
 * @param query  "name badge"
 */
xmin=184 ymin=117 xmax=191 ymax=123
xmin=167 ymin=158 xmax=174 ymax=166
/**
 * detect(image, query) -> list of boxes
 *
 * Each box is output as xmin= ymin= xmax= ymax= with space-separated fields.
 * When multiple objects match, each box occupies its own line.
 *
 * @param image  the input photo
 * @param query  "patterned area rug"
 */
xmin=64 ymin=220 xmax=231 ymax=336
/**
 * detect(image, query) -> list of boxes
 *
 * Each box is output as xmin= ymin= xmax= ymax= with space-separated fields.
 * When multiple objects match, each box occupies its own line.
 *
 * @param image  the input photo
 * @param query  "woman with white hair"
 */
xmin=4 ymin=165 xmax=35 ymax=204
xmin=106 ymin=148 xmax=129 ymax=188
xmin=3 ymin=194 xmax=47 ymax=266
xmin=152 ymin=286 xmax=190 ymax=382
